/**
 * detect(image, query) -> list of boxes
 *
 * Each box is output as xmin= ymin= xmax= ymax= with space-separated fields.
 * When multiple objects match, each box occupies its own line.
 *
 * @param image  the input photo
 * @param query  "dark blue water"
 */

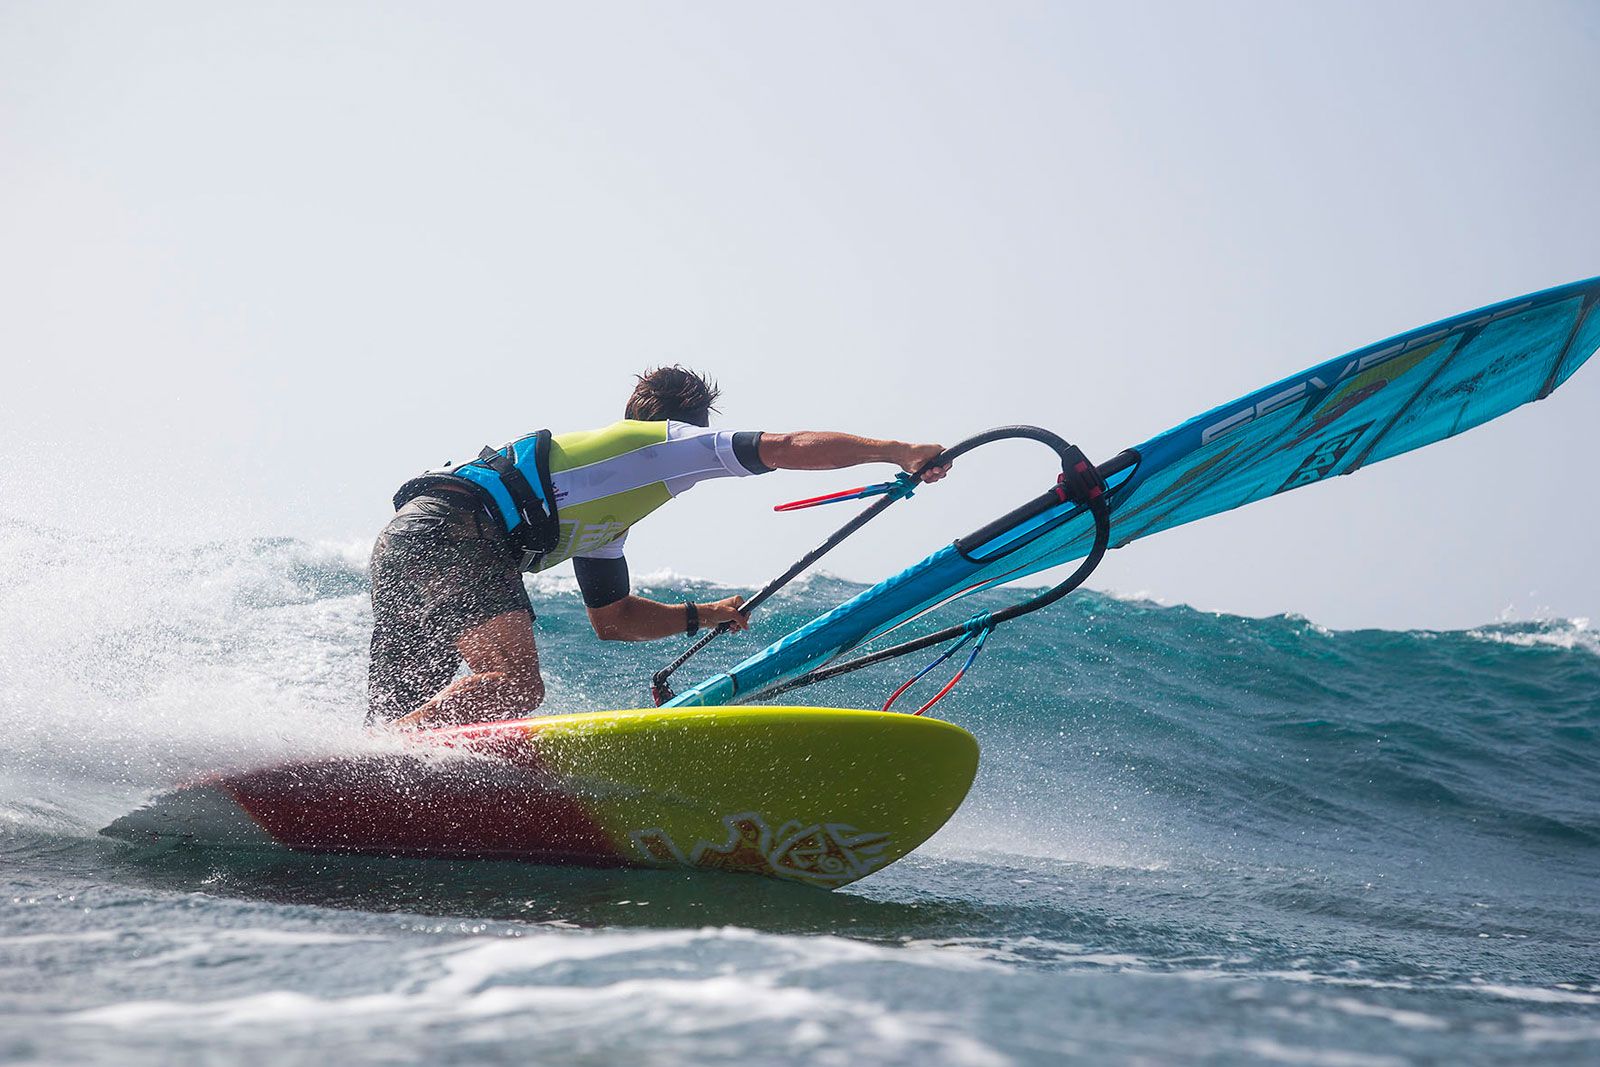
xmin=2 ymin=522 xmax=1597 ymax=1064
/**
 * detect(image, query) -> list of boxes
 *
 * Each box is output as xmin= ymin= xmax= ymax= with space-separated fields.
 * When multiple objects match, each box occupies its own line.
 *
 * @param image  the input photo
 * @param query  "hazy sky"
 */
xmin=3 ymin=1 xmax=1597 ymax=630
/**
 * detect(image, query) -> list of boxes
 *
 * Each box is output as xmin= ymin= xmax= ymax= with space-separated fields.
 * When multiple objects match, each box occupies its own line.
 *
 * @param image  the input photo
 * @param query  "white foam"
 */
xmin=0 ymin=519 xmax=376 ymax=835
xmin=1245 ymin=971 xmax=1417 ymax=992
xmin=1234 ymin=1036 xmax=1407 ymax=1067
xmin=0 ymin=931 xmax=120 ymax=947
xmin=1461 ymin=982 xmax=1600 ymax=1006
xmin=1465 ymin=618 xmax=1598 ymax=654
xmin=1515 ymin=1015 xmax=1600 ymax=1044
xmin=1325 ymin=995 xmax=1447 ymax=1031
xmin=1097 ymin=586 xmax=1176 ymax=608
xmin=627 ymin=566 xmax=720 ymax=589
xmin=70 ymin=926 xmax=1014 ymax=1067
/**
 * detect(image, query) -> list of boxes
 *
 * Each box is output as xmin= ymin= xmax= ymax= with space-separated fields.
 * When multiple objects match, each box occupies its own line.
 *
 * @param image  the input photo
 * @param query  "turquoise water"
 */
xmin=2 ymin=521 xmax=1598 ymax=1065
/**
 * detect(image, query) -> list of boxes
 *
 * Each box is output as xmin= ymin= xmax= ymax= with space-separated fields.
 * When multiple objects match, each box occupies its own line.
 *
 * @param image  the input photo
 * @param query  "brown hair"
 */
xmin=625 ymin=366 xmax=721 ymax=426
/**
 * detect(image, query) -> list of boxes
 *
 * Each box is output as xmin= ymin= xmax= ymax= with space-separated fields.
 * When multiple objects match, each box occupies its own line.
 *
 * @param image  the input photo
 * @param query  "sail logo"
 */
xmin=1199 ymin=299 xmax=1532 ymax=446
xmin=1201 ymin=354 xmax=1400 ymax=445
xmin=1276 ymin=423 xmax=1371 ymax=492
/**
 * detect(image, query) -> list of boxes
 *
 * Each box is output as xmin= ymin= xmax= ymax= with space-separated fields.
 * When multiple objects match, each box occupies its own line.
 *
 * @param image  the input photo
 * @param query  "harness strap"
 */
xmin=475 ymin=441 xmax=549 ymax=538
xmin=393 ymin=429 xmax=561 ymax=570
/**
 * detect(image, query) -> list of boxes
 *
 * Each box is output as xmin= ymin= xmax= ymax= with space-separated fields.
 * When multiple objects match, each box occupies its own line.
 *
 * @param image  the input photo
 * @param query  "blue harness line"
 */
xmin=881 ymin=616 xmax=994 ymax=715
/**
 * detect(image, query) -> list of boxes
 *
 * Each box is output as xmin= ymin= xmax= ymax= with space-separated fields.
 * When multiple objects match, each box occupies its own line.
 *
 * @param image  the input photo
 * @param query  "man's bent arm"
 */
xmin=757 ymin=432 xmax=949 ymax=482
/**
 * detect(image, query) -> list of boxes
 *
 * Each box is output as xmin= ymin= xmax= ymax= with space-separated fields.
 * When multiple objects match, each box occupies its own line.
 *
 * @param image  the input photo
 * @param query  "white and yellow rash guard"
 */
xmin=542 ymin=420 xmax=771 ymax=604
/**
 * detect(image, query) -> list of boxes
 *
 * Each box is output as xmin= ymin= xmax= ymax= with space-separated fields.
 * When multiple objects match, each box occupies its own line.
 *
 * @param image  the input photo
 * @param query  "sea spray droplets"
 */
xmin=1 ymin=517 xmax=1598 ymax=1064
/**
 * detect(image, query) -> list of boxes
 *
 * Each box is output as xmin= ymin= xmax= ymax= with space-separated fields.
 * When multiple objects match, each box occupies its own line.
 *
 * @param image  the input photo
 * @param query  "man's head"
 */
xmin=626 ymin=366 xmax=721 ymax=427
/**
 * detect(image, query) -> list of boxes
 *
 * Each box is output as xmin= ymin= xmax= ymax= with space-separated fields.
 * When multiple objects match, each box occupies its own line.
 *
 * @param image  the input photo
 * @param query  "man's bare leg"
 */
xmin=391 ymin=610 xmax=546 ymax=729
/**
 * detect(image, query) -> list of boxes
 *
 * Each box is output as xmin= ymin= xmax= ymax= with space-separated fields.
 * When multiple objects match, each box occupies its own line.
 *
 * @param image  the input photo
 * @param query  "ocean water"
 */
xmin=2 ymin=518 xmax=1598 ymax=1066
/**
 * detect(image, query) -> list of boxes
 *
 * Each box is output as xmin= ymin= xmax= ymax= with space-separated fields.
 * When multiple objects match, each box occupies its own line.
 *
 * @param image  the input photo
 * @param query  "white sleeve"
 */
xmin=661 ymin=422 xmax=770 ymax=496
xmin=573 ymin=530 xmax=627 ymax=560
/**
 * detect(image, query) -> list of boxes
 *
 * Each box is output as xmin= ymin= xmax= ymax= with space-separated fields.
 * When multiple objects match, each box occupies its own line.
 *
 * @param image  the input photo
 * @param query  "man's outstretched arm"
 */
xmin=757 ymin=432 xmax=950 ymax=482
xmin=583 ymin=430 xmax=950 ymax=643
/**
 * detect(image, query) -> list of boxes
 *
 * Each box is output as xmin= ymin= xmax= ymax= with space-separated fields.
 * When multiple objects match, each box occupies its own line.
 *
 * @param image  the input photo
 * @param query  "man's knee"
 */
xmin=481 ymin=668 xmax=544 ymax=714
xmin=508 ymin=670 xmax=545 ymax=711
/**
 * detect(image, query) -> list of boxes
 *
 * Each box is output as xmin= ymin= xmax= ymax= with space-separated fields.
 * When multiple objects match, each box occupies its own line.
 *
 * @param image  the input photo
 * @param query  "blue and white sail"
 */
xmin=665 ymin=277 xmax=1600 ymax=707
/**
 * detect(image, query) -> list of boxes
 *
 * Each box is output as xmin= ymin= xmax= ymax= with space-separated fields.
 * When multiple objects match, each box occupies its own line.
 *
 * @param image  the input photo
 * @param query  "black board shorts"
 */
xmin=366 ymin=494 xmax=532 ymax=723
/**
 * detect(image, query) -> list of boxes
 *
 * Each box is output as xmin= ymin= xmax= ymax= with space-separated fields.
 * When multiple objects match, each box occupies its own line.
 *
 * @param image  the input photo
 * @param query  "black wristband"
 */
xmin=685 ymin=602 xmax=699 ymax=634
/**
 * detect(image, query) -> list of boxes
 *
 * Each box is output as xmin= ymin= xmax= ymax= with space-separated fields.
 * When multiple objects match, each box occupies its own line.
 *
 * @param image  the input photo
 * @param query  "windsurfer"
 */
xmin=368 ymin=366 xmax=948 ymax=727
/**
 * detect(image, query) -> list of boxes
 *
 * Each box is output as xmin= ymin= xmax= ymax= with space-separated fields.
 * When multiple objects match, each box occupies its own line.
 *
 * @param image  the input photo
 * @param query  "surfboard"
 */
xmin=102 ymin=706 xmax=980 ymax=890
